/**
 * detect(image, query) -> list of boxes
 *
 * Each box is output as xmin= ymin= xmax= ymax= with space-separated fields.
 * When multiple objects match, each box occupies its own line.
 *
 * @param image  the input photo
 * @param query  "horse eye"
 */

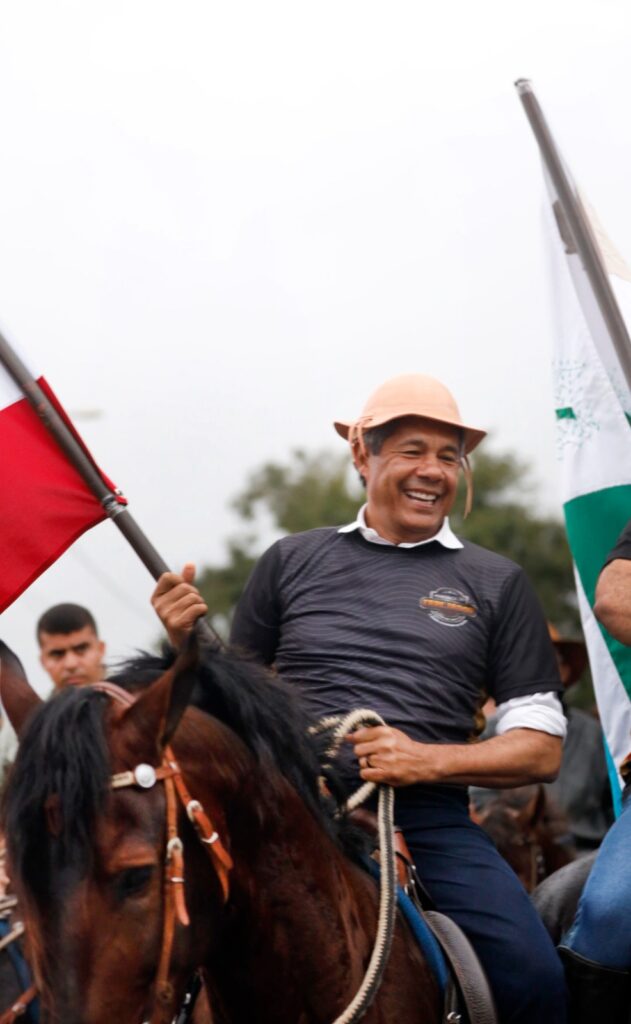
xmin=114 ymin=865 xmax=154 ymax=900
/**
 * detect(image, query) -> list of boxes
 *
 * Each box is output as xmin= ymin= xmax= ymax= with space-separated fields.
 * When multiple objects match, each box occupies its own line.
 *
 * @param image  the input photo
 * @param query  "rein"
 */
xmin=93 ymin=681 xmax=233 ymax=1024
xmin=314 ymin=710 xmax=398 ymax=1024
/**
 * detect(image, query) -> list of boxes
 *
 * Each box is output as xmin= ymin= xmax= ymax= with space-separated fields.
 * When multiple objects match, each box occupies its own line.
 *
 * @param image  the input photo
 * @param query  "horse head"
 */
xmin=474 ymin=785 xmax=575 ymax=893
xmin=1 ymin=638 xmax=234 ymax=1024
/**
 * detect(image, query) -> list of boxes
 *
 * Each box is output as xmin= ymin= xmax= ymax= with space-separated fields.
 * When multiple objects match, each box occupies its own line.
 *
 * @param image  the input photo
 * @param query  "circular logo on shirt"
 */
xmin=419 ymin=588 xmax=477 ymax=628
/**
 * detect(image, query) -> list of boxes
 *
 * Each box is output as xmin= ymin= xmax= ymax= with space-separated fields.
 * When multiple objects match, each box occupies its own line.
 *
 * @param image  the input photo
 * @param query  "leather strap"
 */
xmin=0 ymin=985 xmax=38 ymax=1024
xmin=90 ymin=682 xmax=232 ymax=1024
xmin=168 ymin=752 xmax=233 ymax=902
xmin=152 ymin=773 xmax=188 ymax=1023
xmin=111 ymin=764 xmax=179 ymax=789
xmin=423 ymin=911 xmax=498 ymax=1024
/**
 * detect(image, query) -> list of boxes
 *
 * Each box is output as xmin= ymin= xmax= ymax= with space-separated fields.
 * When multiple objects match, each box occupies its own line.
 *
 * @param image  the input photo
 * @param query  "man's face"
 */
xmin=356 ymin=416 xmax=461 ymax=545
xmin=39 ymin=626 xmax=106 ymax=689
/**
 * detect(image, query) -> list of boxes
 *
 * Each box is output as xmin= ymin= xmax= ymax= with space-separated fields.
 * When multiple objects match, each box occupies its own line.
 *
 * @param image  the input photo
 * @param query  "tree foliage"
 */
xmin=197 ymin=446 xmax=579 ymax=639
xmin=233 ymin=449 xmax=361 ymax=534
xmin=452 ymin=454 xmax=578 ymax=634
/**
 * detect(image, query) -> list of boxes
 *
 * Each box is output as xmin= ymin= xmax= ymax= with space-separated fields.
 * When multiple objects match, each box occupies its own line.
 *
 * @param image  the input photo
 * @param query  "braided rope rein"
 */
xmin=312 ymin=710 xmax=398 ymax=1024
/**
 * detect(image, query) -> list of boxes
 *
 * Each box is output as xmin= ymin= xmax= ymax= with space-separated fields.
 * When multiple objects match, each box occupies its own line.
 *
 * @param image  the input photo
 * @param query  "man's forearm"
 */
xmin=427 ymin=729 xmax=562 ymax=787
xmin=595 ymin=559 xmax=631 ymax=644
xmin=350 ymin=724 xmax=563 ymax=788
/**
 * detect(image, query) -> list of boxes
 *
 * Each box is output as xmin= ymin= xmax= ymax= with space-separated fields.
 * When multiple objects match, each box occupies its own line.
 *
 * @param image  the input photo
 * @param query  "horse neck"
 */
xmin=176 ymin=719 xmax=379 ymax=1024
xmin=222 ymin=792 xmax=379 ymax=1023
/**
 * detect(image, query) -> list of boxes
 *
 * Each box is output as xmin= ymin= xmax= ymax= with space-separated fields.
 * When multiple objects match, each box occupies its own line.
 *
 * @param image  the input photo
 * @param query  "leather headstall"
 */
xmin=91 ymin=681 xmax=233 ymax=1023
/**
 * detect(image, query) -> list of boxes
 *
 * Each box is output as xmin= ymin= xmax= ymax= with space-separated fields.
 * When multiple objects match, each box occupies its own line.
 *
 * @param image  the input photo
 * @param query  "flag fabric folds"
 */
xmin=0 ymin=366 xmax=122 ymax=612
xmin=544 ymin=170 xmax=631 ymax=810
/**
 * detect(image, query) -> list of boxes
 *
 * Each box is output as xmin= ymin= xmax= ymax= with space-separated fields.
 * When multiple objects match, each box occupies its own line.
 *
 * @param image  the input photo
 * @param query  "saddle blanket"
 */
xmin=362 ymin=857 xmax=449 ymax=991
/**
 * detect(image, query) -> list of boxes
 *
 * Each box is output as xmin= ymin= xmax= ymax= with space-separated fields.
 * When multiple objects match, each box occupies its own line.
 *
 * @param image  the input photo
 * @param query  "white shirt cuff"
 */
xmin=494 ymin=691 xmax=567 ymax=739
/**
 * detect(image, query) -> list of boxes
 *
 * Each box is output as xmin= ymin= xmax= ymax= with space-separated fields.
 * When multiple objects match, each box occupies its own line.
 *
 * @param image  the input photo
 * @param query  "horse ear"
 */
xmin=468 ymin=800 xmax=484 ymax=825
xmin=120 ymin=634 xmax=200 ymax=751
xmin=0 ymin=640 xmax=43 ymax=736
xmin=517 ymin=784 xmax=546 ymax=831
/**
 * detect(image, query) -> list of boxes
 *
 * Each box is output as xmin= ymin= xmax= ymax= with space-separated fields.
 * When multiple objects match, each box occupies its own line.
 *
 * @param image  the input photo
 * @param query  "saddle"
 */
xmin=351 ymin=810 xmax=497 ymax=1024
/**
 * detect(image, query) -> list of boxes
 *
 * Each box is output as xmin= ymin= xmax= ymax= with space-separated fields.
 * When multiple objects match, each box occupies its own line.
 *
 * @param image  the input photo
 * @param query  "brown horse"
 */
xmin=0 ymin=639 xmax=443 ymax=1024
xmin=471 ymin=785 xmax=575 ymax=892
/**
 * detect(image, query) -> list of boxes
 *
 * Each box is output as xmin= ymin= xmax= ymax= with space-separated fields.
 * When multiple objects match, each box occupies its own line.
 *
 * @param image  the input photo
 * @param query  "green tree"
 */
xmin=452 ymin=453 xmax=578 ymax=634
xmin=198 ymin=446 xmax=579 ymax=642
xmin=233 ymin=449 xmax=361 ymax=534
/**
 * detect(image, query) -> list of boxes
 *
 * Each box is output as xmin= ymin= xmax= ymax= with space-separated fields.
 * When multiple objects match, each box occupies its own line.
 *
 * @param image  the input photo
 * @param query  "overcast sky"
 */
xmin=1 ymin=0 xmax=631 ymax=692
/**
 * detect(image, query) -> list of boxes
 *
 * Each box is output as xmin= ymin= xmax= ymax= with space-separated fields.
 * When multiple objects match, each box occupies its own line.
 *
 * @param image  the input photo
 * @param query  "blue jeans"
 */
xmin=393 ymin=786 xmax=567 ymax=1024
xmin=564 ymin=787 xmax=631 ymax=968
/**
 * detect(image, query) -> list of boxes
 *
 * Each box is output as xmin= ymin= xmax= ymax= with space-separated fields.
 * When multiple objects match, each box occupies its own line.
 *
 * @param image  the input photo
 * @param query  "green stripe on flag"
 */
xmin=604 ymin=737 xmax=624 ymax=818
xmin=564 ymin=484 xmax=631 ymax=699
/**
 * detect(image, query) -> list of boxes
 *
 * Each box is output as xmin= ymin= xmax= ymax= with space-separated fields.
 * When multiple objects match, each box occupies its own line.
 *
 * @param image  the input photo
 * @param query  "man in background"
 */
xmin=37 ymin=603 xmax=106 ymax=689
xmin=546 ymin=625 xmax=613 ymax=853
xmin=474 ymin=624 xmax=613 ymax=854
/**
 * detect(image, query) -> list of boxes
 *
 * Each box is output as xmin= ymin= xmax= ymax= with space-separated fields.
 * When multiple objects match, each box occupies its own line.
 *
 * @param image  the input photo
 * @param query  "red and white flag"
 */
xmin=0 ymin=363 xmax=124 ymax=612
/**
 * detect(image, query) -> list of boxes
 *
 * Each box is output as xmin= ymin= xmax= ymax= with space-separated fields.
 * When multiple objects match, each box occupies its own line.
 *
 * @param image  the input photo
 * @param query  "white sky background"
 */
xmin=1 ymin=0 xmax=630 ymax=692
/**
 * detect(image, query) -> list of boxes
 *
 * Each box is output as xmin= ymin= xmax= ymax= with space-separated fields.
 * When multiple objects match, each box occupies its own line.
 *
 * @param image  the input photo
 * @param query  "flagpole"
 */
xmin=0 ymin=331 xmax=222 ymax=648
xmin=515 ymin=78 xmax=631 ymax=391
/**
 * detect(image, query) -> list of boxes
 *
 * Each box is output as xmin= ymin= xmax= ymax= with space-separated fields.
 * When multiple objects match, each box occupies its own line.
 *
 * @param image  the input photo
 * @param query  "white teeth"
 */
xmin=406 ymin=491 xmax=438 ymax=502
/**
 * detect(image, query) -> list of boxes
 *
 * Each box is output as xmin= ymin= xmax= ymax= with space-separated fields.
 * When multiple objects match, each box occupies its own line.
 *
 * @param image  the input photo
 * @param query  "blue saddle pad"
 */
xmin=362 ymin=856 xmax=449 ymax=992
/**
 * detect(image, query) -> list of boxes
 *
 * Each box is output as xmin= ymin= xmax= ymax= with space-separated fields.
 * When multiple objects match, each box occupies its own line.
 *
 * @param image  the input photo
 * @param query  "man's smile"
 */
xmin=403 ymin=488 xmax=442 ymax=507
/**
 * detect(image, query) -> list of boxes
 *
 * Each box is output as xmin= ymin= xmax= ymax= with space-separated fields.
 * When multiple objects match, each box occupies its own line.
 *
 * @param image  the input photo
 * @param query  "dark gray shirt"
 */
xmin=230 ymin=527 xmax=561 ymax=745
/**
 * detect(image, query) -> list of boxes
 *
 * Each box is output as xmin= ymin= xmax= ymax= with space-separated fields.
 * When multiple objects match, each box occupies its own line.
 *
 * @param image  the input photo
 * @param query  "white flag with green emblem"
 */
xmin=546 ymin=173 xmax=631 ymax=809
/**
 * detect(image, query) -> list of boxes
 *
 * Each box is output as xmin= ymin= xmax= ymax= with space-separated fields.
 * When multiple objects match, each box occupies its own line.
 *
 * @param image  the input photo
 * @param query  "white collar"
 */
xmin=338 ymin=504 xmax=463 ymax=550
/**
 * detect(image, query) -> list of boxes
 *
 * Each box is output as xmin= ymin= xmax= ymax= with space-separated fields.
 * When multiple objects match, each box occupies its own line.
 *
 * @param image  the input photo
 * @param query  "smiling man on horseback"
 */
xmin=152 ymin=373 xmax=569 ymax=1023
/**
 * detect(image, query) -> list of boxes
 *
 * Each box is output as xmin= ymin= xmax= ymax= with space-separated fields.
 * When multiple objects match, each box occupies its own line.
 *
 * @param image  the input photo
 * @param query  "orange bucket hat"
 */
xmin=334 ymin=374 xmax=486 ymax=517
xmin=334 ymin=374 xmax=486 ymax=454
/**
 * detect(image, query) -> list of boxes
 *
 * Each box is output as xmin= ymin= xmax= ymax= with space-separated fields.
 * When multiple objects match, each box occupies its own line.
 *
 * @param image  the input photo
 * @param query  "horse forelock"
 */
xmin=2 ymin=687 xmax=111 ymax=895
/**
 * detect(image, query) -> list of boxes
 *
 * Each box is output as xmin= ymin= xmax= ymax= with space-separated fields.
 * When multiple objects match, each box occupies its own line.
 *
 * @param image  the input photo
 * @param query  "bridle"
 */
xmin=520 ymin=832 xmax=546 ymax=893
xmin=94 ymin=681 xmax=233 ymax=1024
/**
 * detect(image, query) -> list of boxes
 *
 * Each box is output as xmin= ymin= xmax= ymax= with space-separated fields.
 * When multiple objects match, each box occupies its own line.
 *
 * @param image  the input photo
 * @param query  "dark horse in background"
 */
xmin=471 ymin=785 xmax=576 ymax=893
xmin=0 ymin=638 xmax=445 ymax=1024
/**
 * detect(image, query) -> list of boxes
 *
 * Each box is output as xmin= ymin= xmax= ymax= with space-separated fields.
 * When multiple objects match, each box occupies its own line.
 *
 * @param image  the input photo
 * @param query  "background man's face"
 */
xmin=554 ymin=649 xmax=573 ymax=688
xmin=39 ymin=626 xmax=105 ymax=689
xmin=356 ymin=416 xmax=461 ymax=545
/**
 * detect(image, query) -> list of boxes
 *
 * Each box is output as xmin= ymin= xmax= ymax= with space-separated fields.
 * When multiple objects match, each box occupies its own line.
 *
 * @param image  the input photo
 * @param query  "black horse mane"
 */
xmin=2 ymin=643 xmax=361 ymax=891
xmin=2 ymin=685 xmax=111 ymax=897
xmin=110 ymin=642 xmax=350 ymax=823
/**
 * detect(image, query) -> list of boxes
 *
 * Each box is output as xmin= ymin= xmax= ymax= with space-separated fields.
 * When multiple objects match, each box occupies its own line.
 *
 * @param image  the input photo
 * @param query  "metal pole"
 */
xmin=0 ymin=331 xmax=222 ymax=649
xmin=515 ymin=78 xmax=631 ymax=391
